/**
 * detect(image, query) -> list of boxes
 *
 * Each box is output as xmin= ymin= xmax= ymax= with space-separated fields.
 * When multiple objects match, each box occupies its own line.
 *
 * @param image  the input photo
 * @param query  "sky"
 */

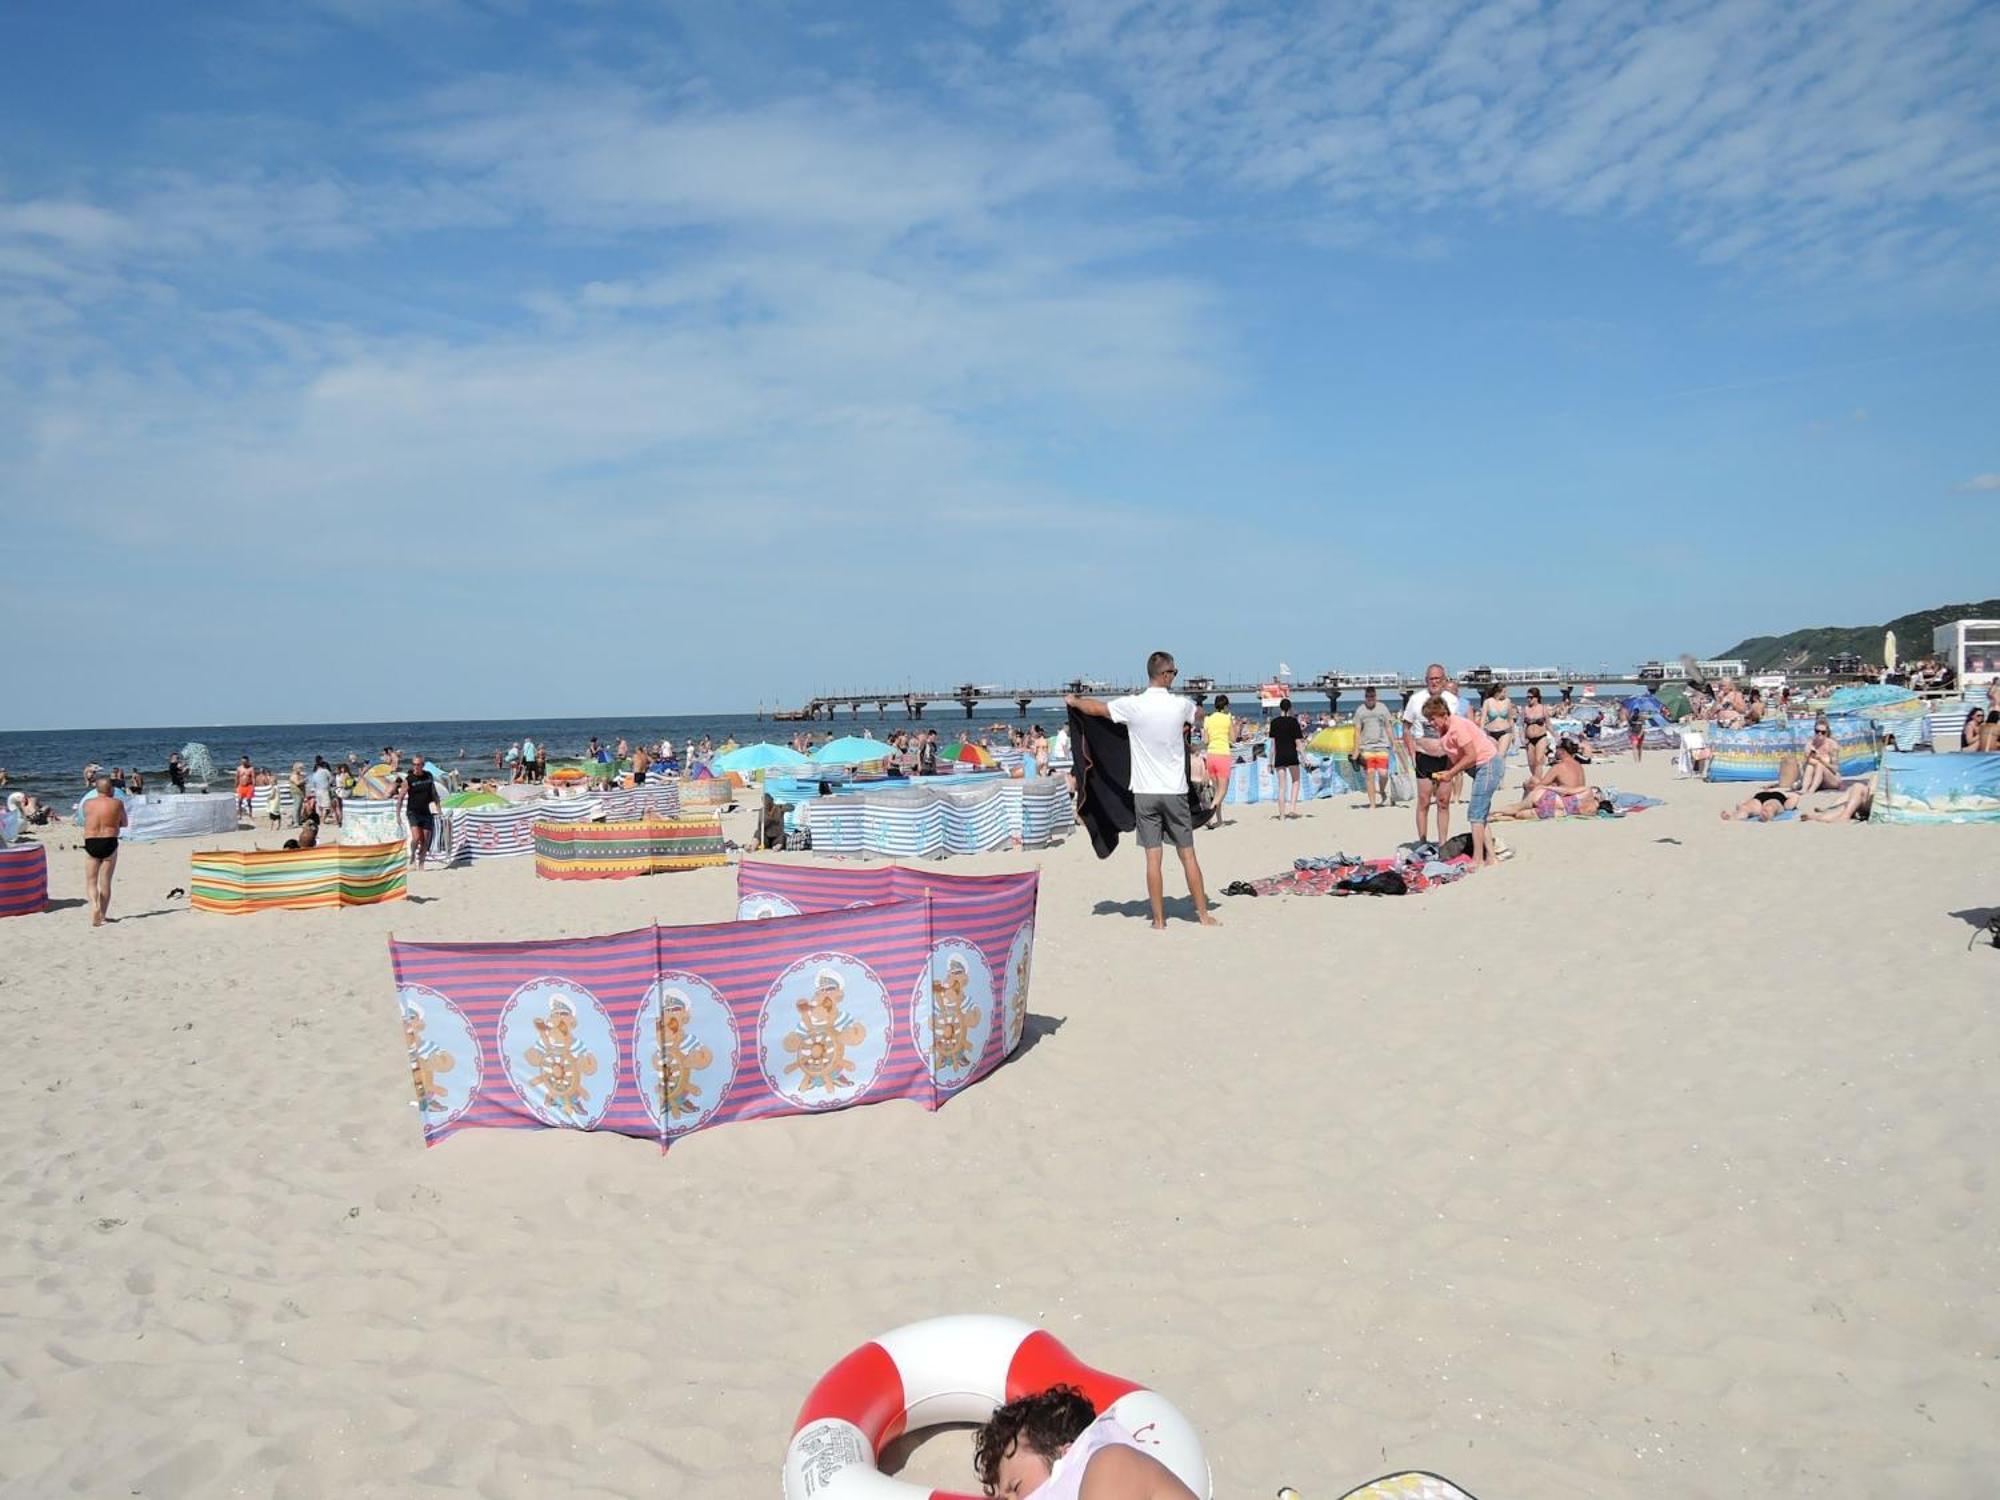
xmin=2 ymin=0 xmax=1997 ymax=727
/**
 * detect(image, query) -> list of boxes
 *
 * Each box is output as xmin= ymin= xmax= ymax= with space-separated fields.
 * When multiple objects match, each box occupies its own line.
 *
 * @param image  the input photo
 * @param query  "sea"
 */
xmin=0 ymin=689 xmax=1645 ymax=804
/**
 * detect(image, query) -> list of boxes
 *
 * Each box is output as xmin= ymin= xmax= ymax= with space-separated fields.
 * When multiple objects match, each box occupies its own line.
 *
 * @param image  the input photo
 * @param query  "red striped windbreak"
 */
xmin=0 ymin=843 xmax=48 ymax=918
xmin=387 ymin=871 xmax=1037 ymax=1150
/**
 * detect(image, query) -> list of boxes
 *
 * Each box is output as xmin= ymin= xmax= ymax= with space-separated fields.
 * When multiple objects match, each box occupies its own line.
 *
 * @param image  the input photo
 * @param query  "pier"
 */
xmin=768 ymin=665 xmax=1812 ymax=721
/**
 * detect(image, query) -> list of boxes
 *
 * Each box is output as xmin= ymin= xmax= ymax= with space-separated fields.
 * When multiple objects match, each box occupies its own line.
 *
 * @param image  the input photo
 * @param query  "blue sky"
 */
xmin=3 ymin=0 xmax=1997 ymax=726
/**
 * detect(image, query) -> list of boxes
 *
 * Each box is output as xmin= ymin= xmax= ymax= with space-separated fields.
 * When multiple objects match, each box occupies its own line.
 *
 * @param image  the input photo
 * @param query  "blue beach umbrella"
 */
xmin=1622 ymin=694 xmax=1666 ymax=716
xmin=813 ymin=736 xmax=893 ymax=767
xmin=713 ymin=742 xmax=811 ymax=774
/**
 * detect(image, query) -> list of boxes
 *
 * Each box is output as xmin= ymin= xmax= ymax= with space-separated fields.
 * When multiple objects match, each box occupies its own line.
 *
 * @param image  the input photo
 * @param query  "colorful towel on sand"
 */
xmin=1228 ymin=853 xmax=1474 ymax=898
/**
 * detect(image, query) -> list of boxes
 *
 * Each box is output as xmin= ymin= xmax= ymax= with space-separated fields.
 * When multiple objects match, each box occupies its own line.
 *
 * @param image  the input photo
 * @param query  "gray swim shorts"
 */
xmin=1134 ymin=791 xmax=1194 ymax=849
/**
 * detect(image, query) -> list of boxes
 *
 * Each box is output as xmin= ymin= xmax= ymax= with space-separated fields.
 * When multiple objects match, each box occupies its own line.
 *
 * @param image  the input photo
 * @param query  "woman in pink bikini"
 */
xmin=975 ymin=1386 xmax=1197 ymax=1500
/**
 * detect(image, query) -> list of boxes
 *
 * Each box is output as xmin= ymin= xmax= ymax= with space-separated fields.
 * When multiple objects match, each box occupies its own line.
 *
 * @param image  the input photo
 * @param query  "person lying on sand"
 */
xmin=1721 ymin=788 xmax=1800 ymax=821
xmin=1801 ymin=779 xmax=1874 ymax=823
xmin=975 ymin=1386 xmax=1197 ymax=1500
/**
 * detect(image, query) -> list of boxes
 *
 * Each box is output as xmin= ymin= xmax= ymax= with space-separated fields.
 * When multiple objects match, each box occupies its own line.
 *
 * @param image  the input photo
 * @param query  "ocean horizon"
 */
xmin=0 ymin=685 xmax=1656 ymax=804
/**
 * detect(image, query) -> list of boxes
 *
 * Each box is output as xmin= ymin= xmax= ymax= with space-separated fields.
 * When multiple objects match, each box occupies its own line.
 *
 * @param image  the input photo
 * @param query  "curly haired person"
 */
xmin=973 ymin=1385 xmax=1196 ymax=1500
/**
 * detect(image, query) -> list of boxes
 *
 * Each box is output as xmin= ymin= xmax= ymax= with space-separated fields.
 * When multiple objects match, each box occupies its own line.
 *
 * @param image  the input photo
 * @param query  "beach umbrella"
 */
xmin=359 ymin=761 xmax=395 ymax=797
xmin=1884 ymin=630 xmax=1897 ymax=672
xmin=546 ymin=766 xmax=590 ymax=785
xmin=945 ymin=741 xmax=996 ymax=767
xmin=443 ymin=789 xmax=506 ymax=809
xmin=813 ymin=736 xmax=892 ymax=767
xmin=1307 ymin=725 xmax=1354 ymax=754
xmin=1622 ymin=694 xmax=1666 ymax=716
xmin=713 ymin=742 xmax=811 ymax=774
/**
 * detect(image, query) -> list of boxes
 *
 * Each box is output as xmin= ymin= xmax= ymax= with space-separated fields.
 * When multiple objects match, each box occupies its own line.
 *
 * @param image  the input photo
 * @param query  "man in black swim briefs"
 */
xmin=81 ymin=772 xmax=127 ymax=927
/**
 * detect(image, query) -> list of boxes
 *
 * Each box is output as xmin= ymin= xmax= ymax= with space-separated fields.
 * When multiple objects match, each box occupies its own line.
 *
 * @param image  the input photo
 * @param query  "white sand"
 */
xmin=2 ymin=754 xmax=1994 ymax=1497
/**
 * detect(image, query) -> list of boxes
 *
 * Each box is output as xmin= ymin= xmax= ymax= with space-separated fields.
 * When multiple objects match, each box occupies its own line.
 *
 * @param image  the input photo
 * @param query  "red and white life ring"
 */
xmin=783 ymin=1314 xmax=1210 ymax=1500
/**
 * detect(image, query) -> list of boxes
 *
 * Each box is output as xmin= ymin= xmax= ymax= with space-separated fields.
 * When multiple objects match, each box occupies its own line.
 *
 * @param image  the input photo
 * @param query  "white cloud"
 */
xmin=1002 ymin=0 xmax=2000 ymax=289
xmin=1957 ymin=473 xmax=2000 ymax=491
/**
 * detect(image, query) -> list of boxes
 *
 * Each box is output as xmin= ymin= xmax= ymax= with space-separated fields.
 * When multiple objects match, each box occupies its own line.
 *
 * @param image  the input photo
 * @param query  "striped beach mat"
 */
xmin=0 ymin=843 xmax=49 ymax=918
xmin=191 ymin=842 xmax=408 ymax=914
xmin=533 ymin=817 xmax=727 ymax=879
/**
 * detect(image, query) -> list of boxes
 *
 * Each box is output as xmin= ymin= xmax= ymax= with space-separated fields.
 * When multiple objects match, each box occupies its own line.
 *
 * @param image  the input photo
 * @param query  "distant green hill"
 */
xmin=1719 ymin=599 xmax=2000 ymax=672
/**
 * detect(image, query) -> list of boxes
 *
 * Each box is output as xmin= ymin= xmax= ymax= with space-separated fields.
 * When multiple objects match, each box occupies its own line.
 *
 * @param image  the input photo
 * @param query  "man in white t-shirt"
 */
xmin=1068 ymin=650 xmax=1218 ymax=930
xmin=1400 ymin=661 xmax=1461 ymax=844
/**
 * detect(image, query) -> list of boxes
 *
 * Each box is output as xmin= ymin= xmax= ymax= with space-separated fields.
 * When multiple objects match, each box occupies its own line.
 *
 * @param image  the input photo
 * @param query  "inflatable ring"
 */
xmin=784 ymin=1314 xmax=1210 ymax=1500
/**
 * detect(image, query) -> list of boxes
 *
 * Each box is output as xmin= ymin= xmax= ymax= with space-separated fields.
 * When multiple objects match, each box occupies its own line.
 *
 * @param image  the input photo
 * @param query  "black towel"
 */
xmin=1066 ymin=706 xmax=1205 ymax=859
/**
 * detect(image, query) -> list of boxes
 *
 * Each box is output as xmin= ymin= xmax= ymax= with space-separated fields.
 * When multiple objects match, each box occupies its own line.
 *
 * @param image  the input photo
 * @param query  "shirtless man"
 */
xmin=82 ymin=773 xmax=127 ymax=926
xmin=1493 ymin=738 xmax=1599 ymax=819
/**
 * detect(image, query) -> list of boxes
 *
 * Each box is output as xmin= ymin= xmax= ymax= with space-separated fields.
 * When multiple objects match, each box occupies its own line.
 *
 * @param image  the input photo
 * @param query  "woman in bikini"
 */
xmin=1520 ymin=687 xmax=1551 ymax=782
xmin=1797 ymin=718 xmax=1844 ymax=795
xmin=1479 ymin=682 xmax=1515 ymax=765
xmin=1721 ymin=787 xmax=1800 ymax=821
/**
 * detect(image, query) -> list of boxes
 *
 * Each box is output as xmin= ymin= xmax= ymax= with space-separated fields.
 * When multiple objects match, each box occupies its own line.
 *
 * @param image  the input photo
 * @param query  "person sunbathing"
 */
xmin=1802 ymin=779 xmax=1874 ymax=822
xmin=1721 ymin=788 xmax=1799 ymax=821
xmin=1797 ymin=719 xmax=1844 ymax=795
xmin=974 ymin=1386 xmax=1197 ymax=1500
xmin=1493 ymin=742 xmax=1602 ymax=819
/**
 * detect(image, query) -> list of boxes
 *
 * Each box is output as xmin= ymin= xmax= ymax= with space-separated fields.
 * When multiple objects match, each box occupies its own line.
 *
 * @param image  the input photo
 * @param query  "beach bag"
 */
xmin=1439 ymin=833 xmax=1474 ymax=861
xmin=1355 ymin=869 xmax=1407 ymax=896
xmin=1389 ymin=769 xmax=1415 ymax=803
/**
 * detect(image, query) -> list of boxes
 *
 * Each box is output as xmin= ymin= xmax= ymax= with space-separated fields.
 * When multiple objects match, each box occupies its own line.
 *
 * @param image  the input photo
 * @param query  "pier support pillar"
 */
xmin=1016 ymin=698 xmax=1031 ymax=718
xmin=960 ymin=696 xmax=978 ymax=719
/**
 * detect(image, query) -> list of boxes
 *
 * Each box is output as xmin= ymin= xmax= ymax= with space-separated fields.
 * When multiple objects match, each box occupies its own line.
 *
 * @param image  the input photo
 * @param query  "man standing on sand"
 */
xmin=1354 ymin=685 xmax=1396 ymax=808
xmin=81 ymin=772 xmax=126 ymax=927
xmin=1401 ymin=662 xmax=1460 ymax=844
xmin=404 ymin=755 xmax=443 ymax=869
xmin=1068 ymin=651 xmax=1219 ymax=930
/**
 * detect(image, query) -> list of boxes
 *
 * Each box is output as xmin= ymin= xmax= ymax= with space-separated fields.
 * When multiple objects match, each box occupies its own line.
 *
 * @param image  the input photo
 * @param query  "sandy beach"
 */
xmin=1 ymin=752 xmax=1993 ymax=1498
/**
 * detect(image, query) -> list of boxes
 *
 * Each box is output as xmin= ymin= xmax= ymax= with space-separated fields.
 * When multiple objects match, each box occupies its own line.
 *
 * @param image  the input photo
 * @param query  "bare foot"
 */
xmin=1151 ymin=920 xmax=1167 ymax=931
xmin=1198 ymin=911 xmax=1221 ymax=926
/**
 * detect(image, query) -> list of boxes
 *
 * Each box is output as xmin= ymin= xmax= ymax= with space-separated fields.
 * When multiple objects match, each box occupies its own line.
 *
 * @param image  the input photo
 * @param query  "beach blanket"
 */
xmin=1226 ymin=852 xmax=1474 ymax=898
xmin=1535 ymin=790 xmax=1662 ymax=819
